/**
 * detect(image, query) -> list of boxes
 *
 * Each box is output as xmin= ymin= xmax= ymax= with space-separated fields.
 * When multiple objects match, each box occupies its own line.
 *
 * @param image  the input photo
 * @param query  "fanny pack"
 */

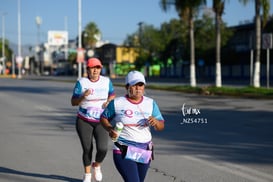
xmin=114 ymin=142 xmax=153 ymax=164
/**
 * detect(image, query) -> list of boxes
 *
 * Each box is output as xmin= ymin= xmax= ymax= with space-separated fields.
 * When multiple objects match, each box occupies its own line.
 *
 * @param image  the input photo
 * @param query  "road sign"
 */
xmin=262 ymin=33 xmax=272 ymax=49
xmin=77 ymin=48 xmax=85 ymax=63
xmin=48 ymin=31 xmax=68 ymax=46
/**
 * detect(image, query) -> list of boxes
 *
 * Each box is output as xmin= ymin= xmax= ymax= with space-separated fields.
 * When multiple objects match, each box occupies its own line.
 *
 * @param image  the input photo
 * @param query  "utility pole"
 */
xmin=17 ymin=0 xmax=22 ymax=79
xmin=64 ymin=16 xmax=68 ymax=60
xmin=77 ymin=0 xmax=82 ymax=79
xmin=1 ymin=12 xmax=7 ymax=75
xmin=35 ymin=16 xmax=42 ymax=75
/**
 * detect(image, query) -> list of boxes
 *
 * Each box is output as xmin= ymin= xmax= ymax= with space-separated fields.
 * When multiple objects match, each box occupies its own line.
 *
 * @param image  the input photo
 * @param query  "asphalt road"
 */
xmin=0 ymin=77 xmax=273 ymax=182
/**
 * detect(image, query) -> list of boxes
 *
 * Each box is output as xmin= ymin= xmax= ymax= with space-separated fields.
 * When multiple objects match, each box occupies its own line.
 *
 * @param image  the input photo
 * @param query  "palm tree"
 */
xmin=239 ymin=0 xmax=270 ymax=88
xmin=83 ymin=22 xmax=101 ymax=49
xmin=160 ymin=0 xmax=206 ymax=87
xmin=213 ymin=0 xmax=226 ymax=87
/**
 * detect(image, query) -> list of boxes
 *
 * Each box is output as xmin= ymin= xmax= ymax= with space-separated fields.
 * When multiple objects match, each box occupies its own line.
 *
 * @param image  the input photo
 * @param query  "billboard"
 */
xmin=48 ymin=31 xmax=68 ymax=46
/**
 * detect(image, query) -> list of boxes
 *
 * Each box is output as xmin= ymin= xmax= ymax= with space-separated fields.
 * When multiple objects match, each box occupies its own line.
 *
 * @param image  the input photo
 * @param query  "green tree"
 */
xmin=0 ymin=39 xmax=13 ymax=68
xmin=239 ymin=0 xmax=270 ymax=88
xmin=124 ymin=23 xmax=166 ymax=70
xmin=0 ymin=39 xmax=12 ymax=59
xmin=264 ymin=15 xmax=273 ymax=32
xmin=195 ymin=14 xmax=215 ymax=54
xmin=159 ymin=19 xmax=187 ymax=76
xmin=83 ymin=22 xmax=101 ymax=49
xmin=160 ymin=0 xmax=206 ymax=87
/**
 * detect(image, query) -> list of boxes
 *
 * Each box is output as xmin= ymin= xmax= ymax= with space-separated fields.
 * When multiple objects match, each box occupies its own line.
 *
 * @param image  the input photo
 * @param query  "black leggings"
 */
xmin=76 ymin=117 xmax=109 ymax=166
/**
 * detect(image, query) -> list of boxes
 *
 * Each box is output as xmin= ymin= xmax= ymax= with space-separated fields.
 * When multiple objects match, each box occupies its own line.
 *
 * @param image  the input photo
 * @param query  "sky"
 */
xmin=1 ymin=0 xmax=273 ymax=47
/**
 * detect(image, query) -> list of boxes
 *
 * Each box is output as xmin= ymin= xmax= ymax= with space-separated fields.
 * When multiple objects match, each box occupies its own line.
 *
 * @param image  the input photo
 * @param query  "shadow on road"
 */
xmin=0 ymin=166 xmax=80 ymax=182
xmin=0 ymin=85 xmax=69 ymax=95
xmin=152 ymin=108 xmax=273 ymax=164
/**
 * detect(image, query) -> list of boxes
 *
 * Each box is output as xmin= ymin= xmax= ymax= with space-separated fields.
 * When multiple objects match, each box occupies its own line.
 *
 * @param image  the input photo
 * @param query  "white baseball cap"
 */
xmin=125 ymin=70 xmax=146 ymax=86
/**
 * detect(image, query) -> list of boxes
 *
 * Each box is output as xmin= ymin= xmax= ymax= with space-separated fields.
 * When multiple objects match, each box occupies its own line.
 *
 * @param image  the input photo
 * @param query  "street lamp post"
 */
xmin=64 ymin=16 xmax=68 ymax=61
xmin=1 ymin=12 xmax=7 ymax=75
xmin=83 ymin=31 xmax=88 ymax=77
xmin=35 ymin=16 xmax=42 ymax=75
xmin=17 ymin=0 xmax=22 ymax=79
xmin=77 ymin=0 xmax=82 ymax=79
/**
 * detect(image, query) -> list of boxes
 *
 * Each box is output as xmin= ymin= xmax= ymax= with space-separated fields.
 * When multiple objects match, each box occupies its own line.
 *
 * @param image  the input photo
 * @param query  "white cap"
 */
xmin=125 ymin=70 xmax=146 ymax=86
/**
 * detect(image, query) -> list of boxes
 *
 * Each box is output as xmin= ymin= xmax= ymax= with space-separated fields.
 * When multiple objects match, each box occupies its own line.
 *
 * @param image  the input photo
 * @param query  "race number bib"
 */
xmin=86 ymin=107 xmax=103 ymax=119
xmin=125 ymin=145 xmax=152 ymax=164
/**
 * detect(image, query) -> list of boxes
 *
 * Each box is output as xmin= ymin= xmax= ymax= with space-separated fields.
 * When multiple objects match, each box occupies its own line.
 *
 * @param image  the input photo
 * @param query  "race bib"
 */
xmin=86 ymin=107 xmax=103 ymax=119
xmin=125 ymin=145 xmax=152 ymax=164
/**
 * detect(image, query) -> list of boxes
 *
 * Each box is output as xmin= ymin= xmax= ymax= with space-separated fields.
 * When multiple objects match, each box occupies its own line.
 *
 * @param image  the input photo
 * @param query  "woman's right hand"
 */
xmin=83 ymin=89 xmax=91 ymax=97
xmin=109 ymin=129 xmax=118 ymax=139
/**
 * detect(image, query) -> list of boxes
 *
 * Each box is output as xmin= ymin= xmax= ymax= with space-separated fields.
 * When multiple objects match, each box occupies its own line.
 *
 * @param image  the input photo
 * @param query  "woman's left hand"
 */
xmin=147 ymin=116 xmax=158 ymax=127
xmin=102 ymin=101 xmax=109 ymax=109
xmin=147 ymin=116 xmax=165 ymax=131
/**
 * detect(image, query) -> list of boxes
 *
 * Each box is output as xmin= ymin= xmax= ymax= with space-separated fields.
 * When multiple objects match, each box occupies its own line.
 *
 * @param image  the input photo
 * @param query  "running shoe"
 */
xmin=83 ymin=173 xmax=92 ymax=182
xmin=92 ymin=163 xmax=102 ymax=182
